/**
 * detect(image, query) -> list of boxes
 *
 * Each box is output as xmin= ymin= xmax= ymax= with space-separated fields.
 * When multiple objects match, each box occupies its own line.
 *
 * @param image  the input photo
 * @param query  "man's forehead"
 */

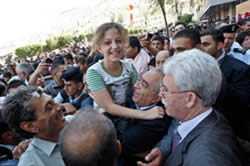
xmin=223 ymin=32 xmax=235 ymax=37
xmin=201 ymin=35 xmax=214 ymax=42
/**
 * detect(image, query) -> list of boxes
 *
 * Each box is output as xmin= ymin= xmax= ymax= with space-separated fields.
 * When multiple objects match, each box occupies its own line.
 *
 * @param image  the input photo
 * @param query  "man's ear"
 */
xmin=195 ymin=43 xmax=201 ymax=50
xmin=217 ymin=41 xmax=224 ymax=50
xmin=20 ymin=121 xmax=38 ymax=134
xmin=116 ymin=140 xmax=122 ymax=157
xmin=185 ymin=92 xmax=197 ymax=108
xmin=78 ymin=82 xmax=83 ymax=90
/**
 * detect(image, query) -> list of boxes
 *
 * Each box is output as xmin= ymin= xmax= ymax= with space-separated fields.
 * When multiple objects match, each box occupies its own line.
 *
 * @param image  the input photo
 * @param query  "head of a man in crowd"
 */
xmin=64 ymin=54 xmax=74 ymax=66
xmin=0 ymin=114 xmax=21 ymax=146
xmin=242 ymin=18 xmax=250 ymax=31
xmin=51 ymin=60 xmax=65 ymax=86
xmin=59 ymin=110 xmax=120 ymax=166
xmin=82 ymin=74 xmax=91 ymax=96
xmin=163 ymin=37 xmax=170 ymax=50
xmin=215 ymin=21 xmax=229 ymax=29
xmin=2 ymin=87 xmax=66 ymax=141
xmin=174 ymin=22 xmax=186 ymax=34
xmin=172 ymin=29 xmax=201 ymax=55
xmin=161 ymin=49 xmax=222 ymax=122
xmin=3 ymin=72 xmax=12 ymax=83
xmin=133 ymin=68 xmax=163 ymax=107
xmin=155 ymin=50 xmax=170 ymax=68
xmin=7 ymin=80 xmax=26 ymax=94
xmin=200 ymin=29 xmax=224 ymax=59
xmin=219 ymin=24 xmax=239 ymax=53
xmin=151 ymin=36 xmax=165 ymax=50
xmin=15 ymin=62 xmax=34 ymax=81
xmin=236 ymin=31 xmax=250 ymax=50
xmin=125 ymin=36 xmax=141 ymax=59
xmin=76 ymin=57 xmax=88 ymax=73
xmin=61 ymin=67 xmax=83 ymax=99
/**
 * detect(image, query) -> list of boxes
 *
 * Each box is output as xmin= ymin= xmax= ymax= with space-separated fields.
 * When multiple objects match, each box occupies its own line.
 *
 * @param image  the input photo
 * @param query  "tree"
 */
xmin=117 ymin=14 xmax=124 ymax=25
xmin=15 ymin=44 xmax=43 ymax=57
xmin=152 ymin=0 xmax=169 ymax=38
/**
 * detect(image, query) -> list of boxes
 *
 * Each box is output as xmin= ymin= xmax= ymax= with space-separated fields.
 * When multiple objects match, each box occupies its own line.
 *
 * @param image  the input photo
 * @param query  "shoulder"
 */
xmin=18 ymin=146 xmax=36 ymax=166
xmin=223 ymin=55 xmax=248 ymax=70
xmin=88 ymin=60 xmax=103 ymax=71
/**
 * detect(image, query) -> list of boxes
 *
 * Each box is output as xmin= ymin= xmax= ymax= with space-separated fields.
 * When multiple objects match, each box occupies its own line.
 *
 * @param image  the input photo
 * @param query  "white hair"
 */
xmin=163 ymin=49 xmax=222 ymax=107
xmin=16 ymin=62 xmax=34 ymax=76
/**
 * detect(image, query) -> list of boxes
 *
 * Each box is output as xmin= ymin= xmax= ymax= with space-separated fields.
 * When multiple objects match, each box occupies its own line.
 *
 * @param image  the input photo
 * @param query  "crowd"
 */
xmin=0 ymin=17 xmax=249 ymax=166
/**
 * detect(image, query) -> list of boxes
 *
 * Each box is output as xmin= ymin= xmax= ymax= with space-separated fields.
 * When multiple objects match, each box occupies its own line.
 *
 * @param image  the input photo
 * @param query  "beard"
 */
xmin=161 ymin=98 xmax=168 ymax=108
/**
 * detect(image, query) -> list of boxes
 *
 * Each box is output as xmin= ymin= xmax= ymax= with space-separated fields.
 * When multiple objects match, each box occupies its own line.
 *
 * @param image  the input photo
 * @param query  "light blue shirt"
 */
xmin=18 ymin=137 xmax=65 ymax=166
xmin=227 ymin=42 xmax=250 ymax=65
xmin=177 ymin=108 xmax=212 ymax=143
xmin=135 ymin=103 xmax=157 ymax=111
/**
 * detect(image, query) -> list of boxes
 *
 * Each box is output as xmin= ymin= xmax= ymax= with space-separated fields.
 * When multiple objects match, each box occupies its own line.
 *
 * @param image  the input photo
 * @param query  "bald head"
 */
xmin=155 ymin=50 xmax=170 ymax=68
xmin=59 ymin=110 xmax=118 ymax=166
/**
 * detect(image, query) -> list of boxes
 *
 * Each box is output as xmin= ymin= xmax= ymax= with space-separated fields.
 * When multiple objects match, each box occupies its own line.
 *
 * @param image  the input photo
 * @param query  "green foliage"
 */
xmin=178 ymin=14 xmax=193 ymax=24
xmin=85 ymin=33 xmax=93 ymax=42
xmin=72 ymin=34 xmax=86 ymax=43
xmin=57 ymin=35 xmax=73 ymax=48
xmin=128 ymin=29 xmax=144 ymax=35
xmin=15 ymin=44 xmax=43 ymax=57
xmin=45 ymin=35 xmax=73 ymax=51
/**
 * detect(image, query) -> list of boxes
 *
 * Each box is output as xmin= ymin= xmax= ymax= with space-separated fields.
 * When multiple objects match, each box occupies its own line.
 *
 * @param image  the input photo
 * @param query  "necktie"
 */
xmin=171 ymin=127 xmax=181 ymax=152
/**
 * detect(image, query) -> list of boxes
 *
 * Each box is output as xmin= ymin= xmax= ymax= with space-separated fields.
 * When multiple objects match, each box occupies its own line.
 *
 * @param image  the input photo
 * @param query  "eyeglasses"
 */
xmin=137 ymin=77 xmax=149 ymax=89
xmin=160 ymin=84 xmax=202 ymax=99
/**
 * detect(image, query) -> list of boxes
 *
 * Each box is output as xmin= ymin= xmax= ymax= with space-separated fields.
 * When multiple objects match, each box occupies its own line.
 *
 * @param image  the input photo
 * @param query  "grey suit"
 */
xmin=164 ymin=111 xmax=245 ymax=166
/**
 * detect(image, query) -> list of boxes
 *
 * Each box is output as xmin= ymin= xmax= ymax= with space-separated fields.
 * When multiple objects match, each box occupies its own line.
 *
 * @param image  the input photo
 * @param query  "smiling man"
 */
xmin=120 ymin=68 xmax=171 ymax=166
xmin=2 ymin=87 xmax=66 ymax=166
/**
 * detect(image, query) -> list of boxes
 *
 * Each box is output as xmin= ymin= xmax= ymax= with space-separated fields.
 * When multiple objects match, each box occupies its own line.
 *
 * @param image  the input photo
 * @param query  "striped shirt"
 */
xmin=86 ymin=60 xmax=138 ymax=105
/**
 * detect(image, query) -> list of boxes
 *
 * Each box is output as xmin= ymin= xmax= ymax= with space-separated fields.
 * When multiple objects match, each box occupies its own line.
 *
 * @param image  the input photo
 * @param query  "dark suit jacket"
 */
xmin=219 ymin=55 xmax=250 ymax=140
xmin=120 ymin=104 xmax=171 ymax=166
xmin=164 ymin=111 xmax=246 ymax=166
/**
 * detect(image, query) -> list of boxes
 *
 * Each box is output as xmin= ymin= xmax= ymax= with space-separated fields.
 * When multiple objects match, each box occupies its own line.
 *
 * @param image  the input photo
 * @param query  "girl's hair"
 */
xmin=90 ymin=22 xmax=128 ymax=56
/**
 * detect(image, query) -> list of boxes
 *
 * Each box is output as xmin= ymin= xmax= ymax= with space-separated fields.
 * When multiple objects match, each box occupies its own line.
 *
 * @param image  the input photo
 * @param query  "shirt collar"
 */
xmin=177 ymin=108 xmax=213 ymax=143
xmin=136 ymin=103 xmax=157 ymax=111
xmin=69 ymin=90 xmax=85 ymax=103
xmin=217 ymin=51 xmax=226 ymax=62
xmin=32 ymin=137 xmax=57 ymax=156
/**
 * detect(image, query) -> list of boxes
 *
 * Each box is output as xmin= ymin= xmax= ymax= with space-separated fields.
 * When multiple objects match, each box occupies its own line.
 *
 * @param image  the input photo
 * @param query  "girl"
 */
xmin=86 ymin=22 xmax=164 ymax=136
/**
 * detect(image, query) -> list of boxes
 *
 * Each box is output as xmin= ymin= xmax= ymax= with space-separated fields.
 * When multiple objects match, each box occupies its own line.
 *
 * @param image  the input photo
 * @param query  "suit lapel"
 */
xmin=164 ymin=111 xmax=218 ymax=166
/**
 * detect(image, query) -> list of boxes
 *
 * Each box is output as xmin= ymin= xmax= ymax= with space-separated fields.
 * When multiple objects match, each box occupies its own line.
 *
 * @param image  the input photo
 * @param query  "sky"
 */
xmin=0 ymin=0 xmax=102 ymax=46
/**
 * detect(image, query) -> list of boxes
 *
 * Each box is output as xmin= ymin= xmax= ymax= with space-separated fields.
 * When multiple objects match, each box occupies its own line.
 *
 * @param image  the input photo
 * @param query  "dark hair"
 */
xmin=173 ymin=29 xmax=201 ymax=47
xmin=236 ymin=31 xmax=250 ymax=45
xmin=61 ymin=67 xmax=83 ymax=83
xmin=64 ymin=54 xmax=73 ymax=60
xmin=2 ymin=87 xmax=43 ymax=138
xmin=128 ymin=36 xmax=141 ymax=51
xmin=175 ymin=22 xmax=186 ymax=28
xmin=152 ymin=36 xmax=165 ymax=45
xmin=76 ymin=57 xmax=87 ymax=65
xmin=51 ymin=58 xmax=65 ymax=74
xmin=200 ymin=29 xmax=224 ymax=43
xmin=3 ymin=72 xmax=11 ymax=78
xmin=59 ymin=109 xmax=117 ymax=166
xmin=7 ymin=80 xmax=26 ymax=93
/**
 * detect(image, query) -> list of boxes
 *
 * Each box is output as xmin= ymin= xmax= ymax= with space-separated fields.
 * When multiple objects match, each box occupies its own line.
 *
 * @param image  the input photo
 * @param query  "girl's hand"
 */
xmin=143 ymin=106 xmax=165 ymax=120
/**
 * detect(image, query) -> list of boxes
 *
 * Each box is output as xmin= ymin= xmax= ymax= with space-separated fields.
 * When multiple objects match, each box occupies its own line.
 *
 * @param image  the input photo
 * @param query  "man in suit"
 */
xmin=120 ymin=68 xmax=171 ymax=166
xmin=163 ymin=49 xmax=245 ymax=166
xmin=139 ymin=49 xmax=245 ymax=166
xmin=200 ymin=29 xmax=250 ymax=141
